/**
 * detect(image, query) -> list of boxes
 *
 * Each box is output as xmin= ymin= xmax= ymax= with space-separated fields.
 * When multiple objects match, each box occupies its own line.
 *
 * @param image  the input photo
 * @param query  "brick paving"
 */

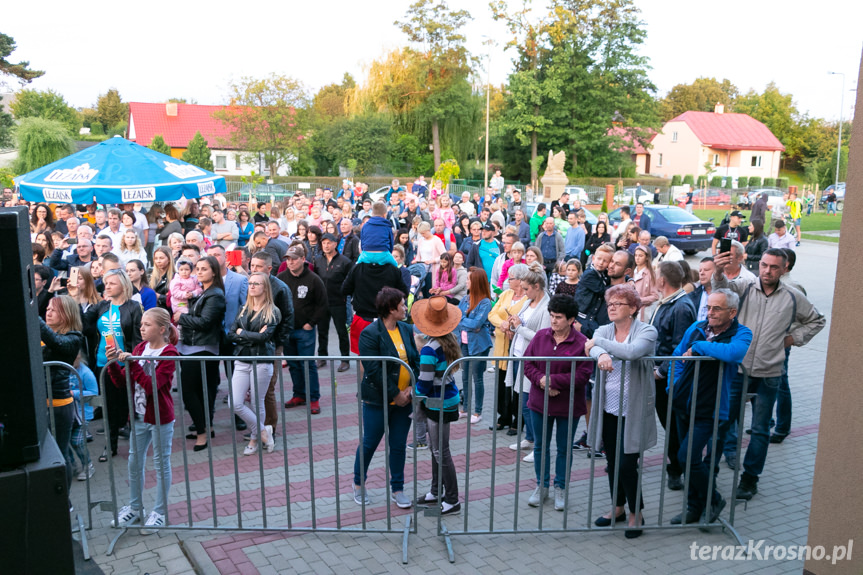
xmin=73 ymin=240 xmax=836 ymax=574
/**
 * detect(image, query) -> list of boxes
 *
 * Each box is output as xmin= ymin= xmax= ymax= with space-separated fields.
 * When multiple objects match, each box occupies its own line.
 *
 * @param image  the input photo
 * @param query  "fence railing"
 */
xmin=97 ymin=355 xmax=418 ymax=563
xmin=55 ymin=351 xmax=756 ymax=564
xmin=419 ymin=354 xmax=751 ymax=563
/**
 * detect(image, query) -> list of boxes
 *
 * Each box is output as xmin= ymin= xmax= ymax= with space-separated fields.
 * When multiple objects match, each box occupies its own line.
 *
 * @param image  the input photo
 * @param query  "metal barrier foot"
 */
xmin=75 ymin=513 xmax=90 ymax=560
xmin=717 ymin=517 xmax=745 ymax=546
xmin=106 ymin=527 xmax=128 ymax=556
xmin=401 ymin=515 xmax=412 ymax=564
xmin=440 ymin=525 xmax=455 ymax=563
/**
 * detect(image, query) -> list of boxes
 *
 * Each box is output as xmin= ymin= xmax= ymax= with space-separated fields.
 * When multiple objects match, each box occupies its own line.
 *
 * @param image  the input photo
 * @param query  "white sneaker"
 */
xmin=77 ymin=462 xmax=95 ymax=481
xmin=140 ymin=511 xmax=165 ymax=535
xmin=243 ymin=442 xmax=258 ymax=456
xmin=527 ymin=486 xmax=547 ymax=507
xmin=111 ymin=505 xmax=142 ymax=528
xmin=470 ymin=414 xmax=482 ymax=424
xmin=353 ymin=485 xmax=369 ymax=506
xmin=523 ymin=451 xmax=535 ymax=462
xmin=509 ymin=440 xmax=534 ymax=451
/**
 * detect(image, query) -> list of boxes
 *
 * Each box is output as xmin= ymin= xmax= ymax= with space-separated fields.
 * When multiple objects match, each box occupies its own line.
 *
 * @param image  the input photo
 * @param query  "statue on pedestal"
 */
xmin=540 ymin=150 xmax=568 ymax=202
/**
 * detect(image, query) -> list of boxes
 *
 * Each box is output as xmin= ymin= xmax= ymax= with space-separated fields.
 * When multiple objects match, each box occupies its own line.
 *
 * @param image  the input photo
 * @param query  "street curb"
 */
xmin=180 ymin=538 xmax=220 ymax=575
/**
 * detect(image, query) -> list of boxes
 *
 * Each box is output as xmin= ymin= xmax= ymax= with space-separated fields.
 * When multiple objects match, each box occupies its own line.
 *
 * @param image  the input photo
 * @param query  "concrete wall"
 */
xmin=804 ymin=48 xmax=863 ymax=575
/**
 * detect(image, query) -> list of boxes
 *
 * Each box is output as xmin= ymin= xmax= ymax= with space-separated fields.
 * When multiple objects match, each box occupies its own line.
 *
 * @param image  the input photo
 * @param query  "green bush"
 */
xmin=107 ymin=121 xmax=127 ymax=137
xmin=723 ymin=177 xmax=733 ymax=189
xmin=90 ymin=122 xmax=105 ymax=135
xmin=763 ymin=177 xmax=776 ymax=187
xmin=776 ymin=177 xmax=789 ymax=188
xmin=601 ymin=197 xmax=608 ymax=213
xmin=749 ymin=176 xmax=762 ymax=187
xmin=671 ymin=175 xmax=682 ymax=186
xmin=696 ymin=175 xmax=707 ymax=188
xmin=710 ymin=176 xmax=723 ymax=187
xmin=683 ymin=174 xmax=695 ymax=186
xmin=737 ymin=176 xmax=749 ymax=189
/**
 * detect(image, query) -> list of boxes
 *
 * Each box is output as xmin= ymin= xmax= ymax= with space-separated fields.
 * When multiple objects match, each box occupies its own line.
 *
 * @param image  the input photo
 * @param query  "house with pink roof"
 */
xmin=648 ymin=103 xmax=785 ymax=180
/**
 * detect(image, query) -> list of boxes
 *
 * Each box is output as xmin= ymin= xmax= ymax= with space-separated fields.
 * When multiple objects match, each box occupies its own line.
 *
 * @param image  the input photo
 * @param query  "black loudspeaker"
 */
xmin=0 ymin=432 xmax=75 ymax=574
xmin=0 ymin=206 xmax=48 ymax=470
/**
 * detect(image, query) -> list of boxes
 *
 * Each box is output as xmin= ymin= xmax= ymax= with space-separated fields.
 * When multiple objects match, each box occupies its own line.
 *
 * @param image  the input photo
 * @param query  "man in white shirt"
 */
xmin=101 ymin=208 xmax=126 ymax=251
xmin=767 ymin=219 xmax=796 ymax=251
xmin=459 ymin=192 xmax=476 ymax=217
xmin=210 ymin=208 xmax=239 ymax=247
xmin=653 ymin=236 xmax=684 ymax=268
xmin=489 ymin=169 xmax=505 ymax=195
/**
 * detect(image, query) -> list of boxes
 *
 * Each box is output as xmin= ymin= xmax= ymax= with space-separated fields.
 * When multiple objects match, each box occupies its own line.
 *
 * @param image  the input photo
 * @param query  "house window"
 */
xmin=672 ymin=132 xmax=678 ymax=143
xmin=751 ymin=155 xmax=762 ymax=168
xmin=657 ymin=153 xmax=663 ymax=167
xmin=215 ymin=155 xmax=227 ymax=170
xmin=235 ymin=155 xmax=242 ymax=170
xmin=713 ymin=153 xmax=720 ymax=167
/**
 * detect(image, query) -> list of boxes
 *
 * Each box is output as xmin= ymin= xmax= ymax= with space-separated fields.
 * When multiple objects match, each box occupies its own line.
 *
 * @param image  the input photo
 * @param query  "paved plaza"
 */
xmin=70 ymin=239 xmax=838 ymax=575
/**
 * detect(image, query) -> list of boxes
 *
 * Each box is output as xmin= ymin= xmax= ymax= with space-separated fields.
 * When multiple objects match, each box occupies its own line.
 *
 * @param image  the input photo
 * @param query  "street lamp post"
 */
xmin=482 ymin=37 xmax=492 ymax=193
xmin=828 ymin=71 xmax=845 ymax=186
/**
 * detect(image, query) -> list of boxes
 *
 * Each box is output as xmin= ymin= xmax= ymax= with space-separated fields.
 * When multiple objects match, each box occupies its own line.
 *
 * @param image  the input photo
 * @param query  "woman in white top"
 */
xmin=504 ymin=262 xmax=551 ymax=453
xmin=118 ymin=229 xmax=149 ymax=267
xmin=585 ymin=284 xmax=658 ymax=539
xmin=278 ymin=206 xmax=299 ymax=238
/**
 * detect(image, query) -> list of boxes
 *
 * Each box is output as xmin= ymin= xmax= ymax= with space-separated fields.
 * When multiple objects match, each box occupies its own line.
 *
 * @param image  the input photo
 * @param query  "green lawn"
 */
xmin=692 ymin=208 xmax=842 ymax=232
xmin=802 ymin=233 xmax=840 ymax=243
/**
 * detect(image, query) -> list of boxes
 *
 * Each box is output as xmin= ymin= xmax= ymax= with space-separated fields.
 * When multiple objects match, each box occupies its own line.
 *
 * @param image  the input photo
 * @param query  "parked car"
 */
xmin=618 ymin=187 xmax=655 ymax=205
xmin=608 ymin=205 xmax=715 ymax=254
xmin=747 ymin=188 xmax=786 ymax=210
xmin=818 ymin=183 xmax=846 ymax=211
xmin=692 ymin=188 xmax=732 ymax=206
xmin=234 ymin=184 xmax=291 ymax=203
xmin=563 ymin=186 xmax=591 ymax=205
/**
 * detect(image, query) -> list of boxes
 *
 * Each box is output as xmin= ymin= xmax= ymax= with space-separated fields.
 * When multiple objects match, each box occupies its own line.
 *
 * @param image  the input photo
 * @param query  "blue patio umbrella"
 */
xmin=15 ymin=136 xmax=226 ymax=204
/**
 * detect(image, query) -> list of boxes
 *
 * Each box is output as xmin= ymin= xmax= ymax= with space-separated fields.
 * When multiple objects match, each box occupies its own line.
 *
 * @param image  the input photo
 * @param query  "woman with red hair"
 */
xmin=456 ymin=267 xmax=493 ymax=424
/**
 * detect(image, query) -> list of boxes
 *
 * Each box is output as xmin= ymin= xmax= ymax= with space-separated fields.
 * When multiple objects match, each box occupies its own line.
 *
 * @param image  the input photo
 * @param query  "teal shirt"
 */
xmin=477 ymin=239 xmax=499 ymax=282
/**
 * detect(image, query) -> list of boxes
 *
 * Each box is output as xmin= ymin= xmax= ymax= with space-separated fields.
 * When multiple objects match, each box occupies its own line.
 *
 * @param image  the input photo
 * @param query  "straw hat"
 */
xmin=411 ymin=295 xmax=462 ymax=338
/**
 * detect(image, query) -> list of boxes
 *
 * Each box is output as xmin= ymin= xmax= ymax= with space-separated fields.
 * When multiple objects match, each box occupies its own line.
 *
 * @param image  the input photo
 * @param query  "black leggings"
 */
xmin=602 ymin=411 xmax=643 ymax=514
xmin=181 ymin=352 xmax=221 ymax=435
xmin=52 ymin=402 xmax=75 ymax=490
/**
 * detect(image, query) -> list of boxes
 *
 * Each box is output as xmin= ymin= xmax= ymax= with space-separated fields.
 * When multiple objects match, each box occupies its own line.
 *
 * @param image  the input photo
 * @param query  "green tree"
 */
xmin=659 ymin=77 xmax=739 ymax=121
xmin=734 ymin=82 xmax=802 ymax=160
xmin=539 ymin=0 xmax=660 ymax=178
xmin=96 ymin=89 xmax=129 ymax=132
xmin=0 ymin=33 xmax=44 ymax=83
xmin=214 ymin=74 xmax=310 ymax=176
xmin=326 ymin=114 xmax=393 ymax=176
xmin=11 ymin=88 xmax=81 ymax=136
xmin=394 ymin=0 xmax=475 ymax=170
xmin=312 ymin=73 xmax=355 ymax=124
xmin=0 ymin=106 xmax=13 ymax=147
xmin=492 ymin=0 xmax=558 ymax=189
xmin=12 ymin=117 xmax=75 ymax=173
xmin=181 ymin=131 xmax=214 ymax=171
xmin=148 ymin=134 xmax=171 ymax=155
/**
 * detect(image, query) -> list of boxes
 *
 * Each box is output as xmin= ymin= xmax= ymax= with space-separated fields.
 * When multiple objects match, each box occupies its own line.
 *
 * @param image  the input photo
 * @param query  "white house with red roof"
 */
xmin=648 ymin=103 xmax=785 ymax=180
xmin=128 ymin=102 xmax=289 ymax=176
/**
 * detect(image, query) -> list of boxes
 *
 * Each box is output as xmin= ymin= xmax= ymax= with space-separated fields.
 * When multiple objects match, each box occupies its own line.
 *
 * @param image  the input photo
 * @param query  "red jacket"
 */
xmin=107 ymin=343 xmax=178 ymax=425
xmin=524 ymin=327 xmax=593 ymax=418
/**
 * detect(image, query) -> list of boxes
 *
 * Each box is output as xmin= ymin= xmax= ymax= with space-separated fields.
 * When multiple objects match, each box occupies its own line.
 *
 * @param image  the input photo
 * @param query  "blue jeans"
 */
xmin=774 ymin=348 xmax=792 ymax=436
xmin=286 ymin=327 xmax=320 ymax=402
xmin=512 ymin=361 xmax=535 ymax=443
xmin=677 ymin=415 xmax=723 ymax=514
xmin=530 ymin=410 xmax=579 ymax=489
xmin=353 ymin=402 xmax=412 ymax=492
xmin=128 ymin=419 xmax=174 ymax=516
xmin=827 ymin=201 xmax=836 ymax=215
xmin=460 ymin=344 xmax=488 ymax=415
xmin=741 ymin=376 xmax=782 ymax=480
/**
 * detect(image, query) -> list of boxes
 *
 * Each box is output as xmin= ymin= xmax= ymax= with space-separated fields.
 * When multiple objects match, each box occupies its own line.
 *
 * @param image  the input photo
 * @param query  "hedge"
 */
xmin=737 ymin=176 xmax=749 ymax=188
xmin=776 ymin=177 xmax=789 ymax=188
xmin=749 ymin=176 xmax=762 ymax=187
xmin=671 ymin=175 xmax=682 ymax=186
xmin=723 ymin=177 xmax=733 ymax=189
xmin=710 ymin=176 xmax=723 ymax=187
xmin=683 ymin=174 xmax=695 ymax=186
xmin=764 ymin=177 xmax=776 ymax=187
xmin=697 ymin=175 xmax=707 ymax=187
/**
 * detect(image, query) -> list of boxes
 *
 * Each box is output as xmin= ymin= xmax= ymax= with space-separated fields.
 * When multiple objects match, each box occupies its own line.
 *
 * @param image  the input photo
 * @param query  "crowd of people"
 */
xmin=13 ymin=176 xmax=824 ymax=536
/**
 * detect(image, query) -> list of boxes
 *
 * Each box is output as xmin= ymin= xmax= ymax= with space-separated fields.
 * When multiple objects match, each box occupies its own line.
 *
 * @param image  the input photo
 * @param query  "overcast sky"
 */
xmin=4 ymin=0 xmax=861 ymax=121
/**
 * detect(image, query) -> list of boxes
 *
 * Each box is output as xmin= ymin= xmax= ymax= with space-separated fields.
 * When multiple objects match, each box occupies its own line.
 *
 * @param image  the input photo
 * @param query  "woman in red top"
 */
xmin=106 ymin=307 xmax=178 ymax=535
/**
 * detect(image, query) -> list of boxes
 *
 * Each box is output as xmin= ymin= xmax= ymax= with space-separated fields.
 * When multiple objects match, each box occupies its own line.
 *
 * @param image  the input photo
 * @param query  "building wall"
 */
xmin=648 ymin=121 xmax=702 ymax=179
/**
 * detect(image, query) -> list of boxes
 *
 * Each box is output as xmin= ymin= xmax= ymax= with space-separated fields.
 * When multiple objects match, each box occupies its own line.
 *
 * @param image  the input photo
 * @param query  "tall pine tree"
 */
xmin=182 ymin=132 xmax=214 ymax=171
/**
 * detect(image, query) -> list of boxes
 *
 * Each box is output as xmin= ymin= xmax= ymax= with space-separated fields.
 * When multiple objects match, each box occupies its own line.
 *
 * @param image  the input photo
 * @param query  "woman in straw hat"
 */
xmin=412 ymin=295 xmax=463 ymax=515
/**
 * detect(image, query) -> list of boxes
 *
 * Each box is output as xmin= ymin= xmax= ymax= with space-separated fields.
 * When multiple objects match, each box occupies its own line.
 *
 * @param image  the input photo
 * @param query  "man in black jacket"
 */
xmin=315 ymin=234 xmax=353 ymax=371
xmin=649 ymin=261 xmax=697 ymax=491
xmin=250 ymin=251 xmax=295 ymax=427
xmin=341 ymin=257 xmax=409 ymax=357
xmin=337 ymin=219 xmax=360 ymax=263
xmin=277 ymin=246 xmax=328 ymax=414
xmin=253 ymin=230 xmax=287 ymax=275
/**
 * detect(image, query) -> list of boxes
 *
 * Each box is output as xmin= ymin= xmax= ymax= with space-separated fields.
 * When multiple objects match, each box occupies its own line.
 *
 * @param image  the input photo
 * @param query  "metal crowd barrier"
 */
xmin=97 ymin=355 xmax=418 ymax=564
xmin=43 ymin=361 xmax=100 ymax=561
xmin=421 ymin=355 xmax=752 ymax=563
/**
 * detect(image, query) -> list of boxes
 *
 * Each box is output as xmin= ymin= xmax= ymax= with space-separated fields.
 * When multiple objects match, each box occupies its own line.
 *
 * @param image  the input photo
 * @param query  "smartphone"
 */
xmin=226 ymin=250 xmax=243 ymax=267
xmin=719 ymin=238 xmax=732 ymax=254
xmin=104 ymin=333 xmax=116 ymax=349
xmin=69 ymin=267 xmax=79 ymax=286
xmin=59 ymin=277 xmax=68 ymax=287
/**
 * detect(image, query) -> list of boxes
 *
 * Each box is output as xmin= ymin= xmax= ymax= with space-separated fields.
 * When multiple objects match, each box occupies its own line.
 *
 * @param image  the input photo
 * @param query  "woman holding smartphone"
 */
xmin=82 ymin=269 xmax=142 ymax=458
